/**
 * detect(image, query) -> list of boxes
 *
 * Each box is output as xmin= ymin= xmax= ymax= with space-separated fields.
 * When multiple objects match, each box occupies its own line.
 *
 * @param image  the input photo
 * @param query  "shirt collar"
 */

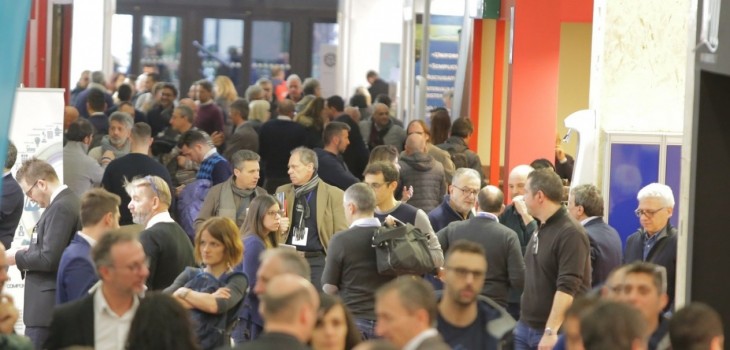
xmin=349 ymin=217 xmax=382 ymax=229
xmin=475 ymin=211 xmax=499 ymax=222
xmin=203 ymin=147 xmax=217 ymax=161
xmin=77 ymin=231 xmax=97 ymax=246
xmin=145 ymin=211 xmax=175 ymax=229
xmin=277 ymin=115 xmax=293 ymax=121
xmin=403 ymin=329 xmax=439 ymax=350
xmin=93 ymin=285 xmax=140 ymax=318
xmin=50 ymin=185 xmax=68 ymax=204
xmin=581 ymin=216 xmax=601 ymax=226
xmin=3 ymin=171 xmax=11 ymax=177
xmin=643 ymin=224 xmax=668 ymax=241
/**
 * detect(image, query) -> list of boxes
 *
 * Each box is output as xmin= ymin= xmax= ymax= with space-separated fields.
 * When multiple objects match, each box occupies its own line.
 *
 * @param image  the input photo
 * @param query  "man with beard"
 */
xmin=89 ymin=112 xmax=134 ymax=166
xmin=146 ymin=82 xmax=178 ymax=137
xmin=437 ymin=240 xmax=515 ymax=350
xmin=125 ymin=175 xmax=194 ymax=290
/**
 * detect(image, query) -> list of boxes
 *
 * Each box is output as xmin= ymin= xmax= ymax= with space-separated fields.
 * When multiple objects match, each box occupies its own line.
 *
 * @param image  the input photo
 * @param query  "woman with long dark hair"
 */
xmin=126 ymin=292 xmax=201 ymax=350
xmin=310 ymin=294 xmax=362 ymax=350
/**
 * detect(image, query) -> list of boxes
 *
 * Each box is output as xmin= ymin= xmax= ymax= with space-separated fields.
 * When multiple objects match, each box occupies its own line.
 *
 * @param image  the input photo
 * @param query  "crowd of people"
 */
xmin=0 ymin=67 xmax=723 ymax=350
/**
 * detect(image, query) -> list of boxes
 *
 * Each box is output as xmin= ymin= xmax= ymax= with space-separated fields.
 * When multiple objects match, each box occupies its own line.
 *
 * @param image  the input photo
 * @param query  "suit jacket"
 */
xmin=56 ymin=234 xmax=97 ymax=304
xmin=232 ymin=331 xmax=309 ymax=350
xmin=45 ymin=293 xmax=95 ymax=349
xmin=276 ymin=180 xmax=347 ymax=251
xmin=0 ymin=173 xmax=23 ymax=249
xmin=16 ymin=187 xmax=80 ymax=327
xmin=583 ymin=217 xmax=623 ymax=287
xmin=415 ymin=334 xmax=452 ymax=350
xmin=223 ymin=123 xmax=260 ymax=161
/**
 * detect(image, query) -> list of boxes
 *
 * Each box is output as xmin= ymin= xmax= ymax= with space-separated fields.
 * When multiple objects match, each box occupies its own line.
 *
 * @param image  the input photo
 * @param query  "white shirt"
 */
xmin=76 ymin=231 xmax=97 ymax=247
xmin=202 ymin=147 xmax=217 ymax=161
xmin=349 ymin=217 xmax=381 ymax=229
xmin=581 ymin=216 xmax=601 ymax=226
xmin=50 ymin=184 xmax=68 ymax=204
xmin=145 ymin=211 xmax=176 ymax=229
xmin=403 ymin=328 xmax=439 ymax=350
xmin=93 ymin=287 xmax=140 ymax=350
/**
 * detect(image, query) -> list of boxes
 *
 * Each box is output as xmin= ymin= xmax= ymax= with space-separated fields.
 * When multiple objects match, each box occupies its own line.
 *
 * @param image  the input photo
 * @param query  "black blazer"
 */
xmin=231 ymin=332 xmax=309 ymax=350
xmin=45 ymin=293 xmax=95 ymax=349
xmin=583 ymin=217 xmax=623 ymax=287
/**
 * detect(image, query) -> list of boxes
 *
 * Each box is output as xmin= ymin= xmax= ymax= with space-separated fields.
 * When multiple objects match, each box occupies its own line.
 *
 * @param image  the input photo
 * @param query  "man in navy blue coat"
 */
xmin=567 ymin=184 xmax=623 ymax=288
xmin=315 ymin=121 xmax=359 ymax=191
xmin=0 ymin=141 xmax=23 ymax=249
xmin=428 ymin=168 xmax=480 ymax=232
xmin=56 ymin=189 xmax=121 ymax=304
xmin=623 ymin=183 xmax=677 ymax=310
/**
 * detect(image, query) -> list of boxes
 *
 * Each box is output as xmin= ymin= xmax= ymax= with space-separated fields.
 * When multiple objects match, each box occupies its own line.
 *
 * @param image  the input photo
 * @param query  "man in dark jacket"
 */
xmin=399 ymin=133 xmax=446 ymax=213
xmin=367 ymin=70 xmax=389 ymax=100
xmin=428 ymin=168 xmax=480 ymax=232
xmin=332 ymin=99 xmax=369 ymax=180
xmin=437 ymin=117 xmax=487 ymax=186
xmin=623 ymin=182 xmax=677 ymax=310
xmin=315 ymin=122 xmax=359 ymax=191
xmin=259 ymin=100 xmax=307 ymax=193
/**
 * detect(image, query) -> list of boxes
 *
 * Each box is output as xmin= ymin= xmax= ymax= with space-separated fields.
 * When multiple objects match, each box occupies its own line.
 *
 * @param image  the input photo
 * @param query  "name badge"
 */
xmin=292 ymin=227 xmax=308 ymax=246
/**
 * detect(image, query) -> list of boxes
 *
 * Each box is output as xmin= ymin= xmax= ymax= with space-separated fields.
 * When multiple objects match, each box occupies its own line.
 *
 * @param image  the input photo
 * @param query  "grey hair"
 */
xmin=637 ymin=183 xmax=675 ymax=208
xmin=344 ymin=183 xmax=376 ymax=214
xmin=452 ymin=168 xmax=480 ymax=185
xmin=109 ymin=111 xmax=134 ymax=130
xmin=174 ymin=105 xmax=195 ymax=124
xmin=256 ymin=77 xmax=272 ymax=86
xmin=291 ymin=146 xmax=318 ymax=170
xmin=245 ymin=84 xmax=264 ymax=102
xmin=287 ymin=74 xmax=302 ymax=85
xmin=571 ymin=184 xmax=604 ymax=217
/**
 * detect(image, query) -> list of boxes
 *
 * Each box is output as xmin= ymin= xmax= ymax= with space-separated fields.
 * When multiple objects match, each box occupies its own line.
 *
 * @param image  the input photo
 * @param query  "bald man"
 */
xmin=359 ymin=103 xmax=406 ymax=152
xmin=399 ymin=133 xmax=446 ymax=212
xmin=436 ymin=185 xmax=525 ymax=307
xmin=232 ymin=274 xmax=319 ymax=350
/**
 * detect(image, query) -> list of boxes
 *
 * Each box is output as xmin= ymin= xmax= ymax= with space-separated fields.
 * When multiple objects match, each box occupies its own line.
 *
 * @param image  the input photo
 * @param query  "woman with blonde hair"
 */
xmin=405 ymin=119 xmax=455 ymax=183
xmin=246 ymin=99 xmax=271 ymax=132
xmin=165 ymin=217 xmax=248 ymax=350
xmin=232 ymin=194 xmax=282 ymax=343
xmin=214 ymin=76 xmax=239 ymax=131
xmin=295 ymin=96 xmax=327 ymax=148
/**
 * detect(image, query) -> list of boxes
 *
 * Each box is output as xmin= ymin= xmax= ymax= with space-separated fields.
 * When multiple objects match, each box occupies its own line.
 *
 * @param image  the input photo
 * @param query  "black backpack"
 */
xmin=444 ymin=143 xmax=470 ymax=170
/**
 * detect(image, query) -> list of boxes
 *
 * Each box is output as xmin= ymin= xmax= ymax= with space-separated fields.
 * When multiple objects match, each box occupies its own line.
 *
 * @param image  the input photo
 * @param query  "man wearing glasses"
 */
xmin=10 ymin=158 xmax=81 ymax=348
xmin=428 ymin=168 xmax=481 ymax=231
xmin=624 ymin=182 xmax=677 ymax=311
xmin=515 ymin=169 xmax=590 ymax=350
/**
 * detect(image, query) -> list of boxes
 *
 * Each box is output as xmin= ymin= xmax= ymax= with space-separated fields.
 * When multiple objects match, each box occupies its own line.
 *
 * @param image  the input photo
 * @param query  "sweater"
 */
xmin=314 ymin=148 xmax=359 ymax=191
xmin=428 ymin=195 xmax=474 ymax=232
xmin=197 ymin=152 xmax=232 ymax=186
xmin=140 ymin=222 xmax=196 ymax=291
xmin=195 ymin=102 xmax=225 ymax=136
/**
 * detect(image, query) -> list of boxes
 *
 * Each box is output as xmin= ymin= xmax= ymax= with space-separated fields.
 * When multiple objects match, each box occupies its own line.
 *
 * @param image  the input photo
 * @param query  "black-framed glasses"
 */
xmin=454 ymin=185 xmax=479 ymax=197
xmin=634 ymin=207 xmax=665 ymax=218
xmin=25 ymin=180 xmax=39 ymax=197
xmin=365 ymin=182 xmax=389 ymax=190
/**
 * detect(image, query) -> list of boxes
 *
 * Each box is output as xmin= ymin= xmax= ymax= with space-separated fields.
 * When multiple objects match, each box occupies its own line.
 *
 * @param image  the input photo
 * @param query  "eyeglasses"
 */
xmin=25 ymin=180 xmax=39 ymax=197
xmin=111 ymin=258 xmax=150 ymax=274
xmin=266 ymin=210 xmax=284 ymax=217
xmin=454 ymin=185 xmax=479 ymax=197
xmin=634 ymin=207 xmax=665 ymax=218
xmin=365 ymin=182 xmax=389 ymax=190
xmin=445 ymin=266 xmax=486 ymax=280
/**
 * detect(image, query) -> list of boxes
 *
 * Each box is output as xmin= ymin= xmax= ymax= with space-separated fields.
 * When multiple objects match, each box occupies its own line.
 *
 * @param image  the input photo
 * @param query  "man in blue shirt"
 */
xmin=437 ymin=240 xmax=514 ymax=350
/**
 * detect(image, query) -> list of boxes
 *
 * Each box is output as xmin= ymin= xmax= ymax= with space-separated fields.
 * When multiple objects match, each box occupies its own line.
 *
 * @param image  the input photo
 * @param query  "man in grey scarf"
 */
xmin=276 ymin=147 xmax=348 ymax=290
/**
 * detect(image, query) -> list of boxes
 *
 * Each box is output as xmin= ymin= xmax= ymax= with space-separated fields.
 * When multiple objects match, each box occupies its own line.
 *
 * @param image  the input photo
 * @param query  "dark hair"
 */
xmin=450 ymin=117 xmax=473 ymax=138
xmin=315 ymin=294 xmax=362 ymax=350
xmin=4 ymin=141 xmax=17 ymax=170
xmin=349 ymin=94 xmax=368 ymax=109
xmin=430 ymin=109 xmax=452 ymax=145
xmin=87 ymin=88 xmax=106 ymax=112
xmin=366 ymin=70 xmax=378 ymax=79
xmin=117 ymin=83 xmax=133 ymax=102
xmin=241 ymin=195 xmax=280 ymax=248
xmin=624 ymin=261 xmax=667 ymax=294
xmin=530 ymin=158 xmax=555 ymax=171
xmin=231 ymin=150 xmax=260 ymax=169
xmin=670 ymin=302 xmax=724 ymax=350
xmin=196 ymin=80 xmax=213 ymax=93
xmin=131 ymin=122 xmax=152 ymax=142
xmin=526 ymin=168 xmax=564 ymax=203
xmin=302 ymin=78 xmax=320 ymax=96
xmin=364 ymin=161 xmax=399 ymax=184
xmin=323 ymin=121 xmax=351 ymax=146
xmin=15 ymin=158 xmax=58 ymax=184
xmin=146 ymin=72 xmax=160 ymax=83
xmin=66 ymin=119 xmax=95 ymax=142
xmin=326 ymin=95 xmax=345 ymax=112
xmin=376 ymin=277 xmax=437 ymax=324
xmin=571 ymin=184 xmax=604 ymax=217
xmin=477 ymin=186 xmax=503 ymax=213
xmin=160 ymin=82 xmax=178 ymax=97
xmin=564 ymin=296 xmax=600 ymax=319
xmin=80 ymin=189 xmax=121 ymax=227
xmin=91 ymin=230 xmax=137 ymax=271
xmin=126 ymin=292 xmax=201 ymax=350
xmin=580 ymin=301 xmax=646 ymax=350
xmin=229 ymin=98 xmax=249 ymax=120
xmin=178 ymin=129 xmax=208 ymax=148
xmin=374 ymin=94 xmax=391 ymax=108
xmin=368 ymin=145 xmax=398 ymax=164
xmin=174 ymin=105 xmax=195 ymax=124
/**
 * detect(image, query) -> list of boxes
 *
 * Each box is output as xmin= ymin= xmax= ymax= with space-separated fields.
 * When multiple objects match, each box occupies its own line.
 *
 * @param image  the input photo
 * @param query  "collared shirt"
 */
xmin=77 ymin=231 xmax=97 ymax=247
xmin=580 ymin=216 xmax=601 ymax=226
xmin=93 ymin=287 xmax=140 ymax=350
xmin=3 ymin=171 xmax=11 ymax=177
xmin=643 ymin=225 xmax=667 ymax=260
xmin=202 ymin=147 xmax=217 ymax=161
xmin=349 ymin=217 xmax=381 ymax=229
xmin=403 ymin=328 xmax=439 ymax=350
xmin=50 ymin=184 xmax=68 ymax=204
xmin=475 ymin=211 xmax=500 ymax=222
xmin=145 ymin=211 xmax=175 ymax=229
xmin=277 ymin=115 xmax=293 ymax=121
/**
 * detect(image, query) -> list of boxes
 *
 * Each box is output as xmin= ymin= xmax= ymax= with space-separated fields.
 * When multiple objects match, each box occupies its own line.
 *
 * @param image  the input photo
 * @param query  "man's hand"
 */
xmin=538 ymin=333 xmax=558 ymax=350
xmin=5 ymin=246 xmax=27 ymax=266
xmin=211 ymin=131 xmax=225 ymax=147
xmin=177 ymin=155 xmax=189 ymax=167
xmin=278 ymin=216 xmax=290 ymax=237
xmin=513 ymin=195 xmax=534 ymax=225
xmin=401 ymin=186 xmax=414 ymax=202
xmin=0 ymin=295 xmax=19 ymax=334
xmin=555 ymin=146 xmax=567 ymax=163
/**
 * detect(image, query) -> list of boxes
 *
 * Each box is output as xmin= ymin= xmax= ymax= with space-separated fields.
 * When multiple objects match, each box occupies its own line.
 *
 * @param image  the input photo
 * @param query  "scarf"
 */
xmin=100 ymin=135 xmax=131 ymax=159
xmin=293 ymin=175 xmax=320 ymax=230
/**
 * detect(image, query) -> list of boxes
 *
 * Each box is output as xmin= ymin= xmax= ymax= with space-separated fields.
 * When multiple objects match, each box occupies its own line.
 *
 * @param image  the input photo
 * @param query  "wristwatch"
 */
xmin=544 ymin=328 xmax=555 ymax=336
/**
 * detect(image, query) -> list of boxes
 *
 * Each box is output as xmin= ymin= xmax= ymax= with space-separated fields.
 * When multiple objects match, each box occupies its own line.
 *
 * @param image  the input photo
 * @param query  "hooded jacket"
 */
xmin=399 ymin=152 xmax=447 ymax=213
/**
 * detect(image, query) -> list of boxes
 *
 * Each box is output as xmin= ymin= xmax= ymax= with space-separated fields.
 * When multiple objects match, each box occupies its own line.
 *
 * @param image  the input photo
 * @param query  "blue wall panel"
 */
xmin=665 ymin=145 xmax=682 ymax=228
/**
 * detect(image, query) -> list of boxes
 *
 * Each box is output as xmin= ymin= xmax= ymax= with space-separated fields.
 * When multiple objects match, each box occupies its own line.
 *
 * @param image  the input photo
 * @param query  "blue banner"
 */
xmin=0 ymin=1 xmax=32 ymax=195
